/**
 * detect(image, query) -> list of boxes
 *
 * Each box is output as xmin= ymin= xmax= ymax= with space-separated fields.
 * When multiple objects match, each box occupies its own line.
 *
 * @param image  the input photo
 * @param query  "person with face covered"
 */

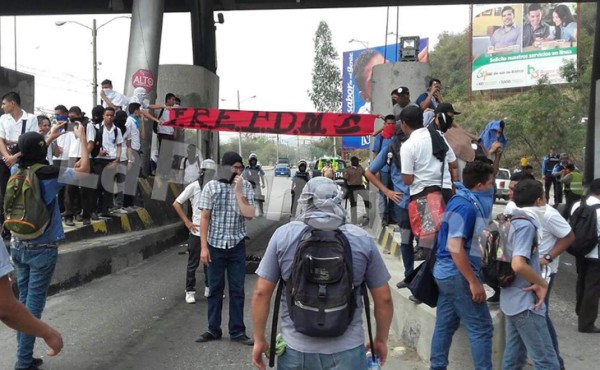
xmin=99 ymin=79 xmax=129 ymax=111
xmin=290 ymin=159 xmax=310 ymax=218
xmin=10 ymin=124 xmax=90 ymax=370
xmin=343 ymin=156 xmax=371 ymax=225
xmin=243 ymin=153 xmax=266 ymax=217
xmin=197 ymin=151 xmax=256 ymax=345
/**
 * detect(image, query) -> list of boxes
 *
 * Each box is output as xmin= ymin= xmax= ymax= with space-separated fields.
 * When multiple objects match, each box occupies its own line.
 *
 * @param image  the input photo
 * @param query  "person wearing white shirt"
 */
xmin=0 ymin=92 xmax=38 ymax=233
xmin=173 ymin=159 xmax=216 ymax=303
xmin=63 ymin=107 xmax=89 ymax=226
xmin=399 ymin=105 xmax=458 ymax=203
xmin=570 ymin=179 xmax=600 ymax=333
xmin=155 ymin=93 xmax=179 ymax=150
xmin=99 ymin=79 xmax=130 ymax=111
xmin=91 ymin=107 xmax=124 ymax=217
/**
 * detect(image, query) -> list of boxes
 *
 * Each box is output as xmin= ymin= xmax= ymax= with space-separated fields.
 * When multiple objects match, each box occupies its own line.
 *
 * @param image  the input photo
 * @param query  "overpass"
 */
xmin=1 ymin=0 xmax=599 ymax=182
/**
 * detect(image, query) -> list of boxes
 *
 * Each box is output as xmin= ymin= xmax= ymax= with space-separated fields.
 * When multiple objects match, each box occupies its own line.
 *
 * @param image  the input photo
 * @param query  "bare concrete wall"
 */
xmin=0 ymin=67 xmax=34 ymax=113
xmin=370 ymin=62 xmax=432 ymax=133
xmin=154 ymin=64 xmax=220 ymax=162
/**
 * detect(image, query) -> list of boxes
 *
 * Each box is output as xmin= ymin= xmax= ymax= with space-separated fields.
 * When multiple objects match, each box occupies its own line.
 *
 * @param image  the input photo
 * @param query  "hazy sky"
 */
xmin=0 ymin=4 xmax=469 ymax=116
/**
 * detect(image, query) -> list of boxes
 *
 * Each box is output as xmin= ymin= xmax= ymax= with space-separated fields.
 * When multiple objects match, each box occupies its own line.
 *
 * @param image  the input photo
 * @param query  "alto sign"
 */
xmin=131 ymin=69 xmax=155 ymax=92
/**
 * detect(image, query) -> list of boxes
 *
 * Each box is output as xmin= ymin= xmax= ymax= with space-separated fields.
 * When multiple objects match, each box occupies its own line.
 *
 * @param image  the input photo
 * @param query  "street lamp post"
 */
xmin=55 ymin=16 xmax=130 ymax=108
xmin=349 ymin=38 xmax=369 ymax=49
xmin=221 ymin=90 xmax=256 ymax=157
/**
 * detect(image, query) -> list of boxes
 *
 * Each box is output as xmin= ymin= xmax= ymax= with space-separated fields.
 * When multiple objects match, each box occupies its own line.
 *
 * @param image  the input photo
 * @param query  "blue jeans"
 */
xmin=430 ymin=274 xmax=493 ymax=370
xmin=502 ymin=310 xmax=560 ymax=370
xmin=207 ymin=240 xmax=247 ymax=338
xmin=277 ymin=345 xmax=367 ymax=370
xmin=10 ymin=244 xmax=58 ymax=369
xmin=397 ymin=207 xmax=414 ymax=277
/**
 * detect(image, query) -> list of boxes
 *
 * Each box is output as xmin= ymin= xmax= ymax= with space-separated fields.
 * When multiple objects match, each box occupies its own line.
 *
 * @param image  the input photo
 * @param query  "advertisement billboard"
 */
xmin=341 ymin=39 xmax=429 ymax=150
xmin=471 ymin=3 xmax=578 ymax=91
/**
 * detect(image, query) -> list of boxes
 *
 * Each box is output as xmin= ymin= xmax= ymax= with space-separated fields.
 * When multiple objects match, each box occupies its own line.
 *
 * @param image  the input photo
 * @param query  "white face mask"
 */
xmin=103 ymin=88 xmax=113 ymax=95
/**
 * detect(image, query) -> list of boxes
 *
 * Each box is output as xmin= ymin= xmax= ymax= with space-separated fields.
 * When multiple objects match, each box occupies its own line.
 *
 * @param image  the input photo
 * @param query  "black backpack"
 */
xmin=480 ymin=215 xmax=537 ymax=288
xmin=91 ymin=124 xmax=119 ymax=158
xmin=568 ymin=198 xmax=600 ymax=258
xmin=269 ymin=226 xmax=374 ymax=366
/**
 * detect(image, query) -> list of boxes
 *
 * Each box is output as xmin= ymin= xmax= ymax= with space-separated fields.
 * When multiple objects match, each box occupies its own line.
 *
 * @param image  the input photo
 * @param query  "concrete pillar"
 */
xmin=190 ymin=0 xmax=217 ymax=72
xmin=585 ymin=0 xmax=600 ymax=184
xmin=123 ymin=0 xmax=165 ymax=175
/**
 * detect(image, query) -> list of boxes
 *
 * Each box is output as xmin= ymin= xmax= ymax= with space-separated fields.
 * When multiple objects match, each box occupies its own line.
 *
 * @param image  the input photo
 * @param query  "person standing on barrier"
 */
xmin=197 ymin=151 xmax=255 ymax=345
xmin=10 ymin=124 xmax=90 ymax=370
xmin=429 ymin=161 xmax=495 ymax=370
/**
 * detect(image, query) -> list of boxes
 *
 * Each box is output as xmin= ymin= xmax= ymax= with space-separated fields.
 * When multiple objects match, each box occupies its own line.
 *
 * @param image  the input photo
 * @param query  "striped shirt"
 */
xmin=198 ymin=179 xmax=255 ymax=249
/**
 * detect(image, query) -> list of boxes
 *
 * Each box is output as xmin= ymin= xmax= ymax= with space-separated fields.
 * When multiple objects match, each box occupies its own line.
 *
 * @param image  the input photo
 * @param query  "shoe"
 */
xmin=408 ymin=295 xmax=422 ymax=304
xmin=65 ymin=217 xmax=75 ymax=227
xmin=579 ymin=326 xmax=600 ymax=333
xmin=396 ymin=280 xmax=409 ymax=289
xmin=82 ymin=218 xmax=91 ymax=226
xmin=75 ymin=214 xmax=83 ymax=222
xmin=231 ymin=334 xmax=254 ymax=346
xmin=185 ymin=291 xmax=196 ymax=304
xmin=32 ymin=358 xmax=43 ymax=367
xmin=195 ymin=331 xmax=221 ymax=343
xmin=91 ymin=212 xmax=99 ymax=220
xmin=204 ymin=287 xmax=210 ymax=298
xmin=116 ymin=207 xmax=129 ymax=214
xmin=487 ymin=292 xmax=500 ymax=304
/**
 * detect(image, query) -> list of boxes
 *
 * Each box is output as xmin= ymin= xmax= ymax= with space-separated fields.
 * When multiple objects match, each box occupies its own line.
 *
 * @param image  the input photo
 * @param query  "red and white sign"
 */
xmin=131 ymin=69 xmax=155 ymax=92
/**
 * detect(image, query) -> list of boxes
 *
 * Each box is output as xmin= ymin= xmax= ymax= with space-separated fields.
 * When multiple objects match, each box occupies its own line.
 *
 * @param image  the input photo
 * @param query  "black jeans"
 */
xmin=186 ymin=234 xmax=208 ymax=292
xmin=544 ymin=176 xmax=560 ymax=204
xmin=93 ymin=158 xmax=117 ymax=214
xmin=576 ymin=258 xmax=600 ymax=331
xmin=0 ymin=161 xmax=11 ymax=224
xmin=63 ymin=158 xmax=82 ymax=219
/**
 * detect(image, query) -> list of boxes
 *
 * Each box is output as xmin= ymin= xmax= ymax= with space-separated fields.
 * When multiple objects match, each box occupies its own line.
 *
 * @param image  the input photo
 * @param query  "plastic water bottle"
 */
xmin=366 ymin=351 xmax=382 ymax=370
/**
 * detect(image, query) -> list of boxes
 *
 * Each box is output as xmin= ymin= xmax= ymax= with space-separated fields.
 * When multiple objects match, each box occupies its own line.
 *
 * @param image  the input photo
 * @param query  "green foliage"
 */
xmin=308 ymin=21 xmax=342 ymax=113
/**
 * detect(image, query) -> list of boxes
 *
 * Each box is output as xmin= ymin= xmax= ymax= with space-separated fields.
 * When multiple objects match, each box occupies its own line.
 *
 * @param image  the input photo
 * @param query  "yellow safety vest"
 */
xmin=570 ymin=171 xmax=584 ymax=196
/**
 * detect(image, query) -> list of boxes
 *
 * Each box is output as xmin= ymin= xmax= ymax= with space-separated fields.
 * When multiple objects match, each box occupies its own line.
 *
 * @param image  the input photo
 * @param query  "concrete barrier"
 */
xmin=377 ymin=224 xmax=506 ymax=369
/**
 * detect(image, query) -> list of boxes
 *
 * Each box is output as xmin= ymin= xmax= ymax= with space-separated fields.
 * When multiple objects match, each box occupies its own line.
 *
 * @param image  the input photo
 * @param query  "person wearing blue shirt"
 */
xmin=365 ymin=126 xmax=414 ymax=290
xmin=371 ymin=115 xmax=397 ymax=226
xmin=430 ymin=161 xmax=495 ymax=370
xmin=10 ymin=123 xmax=90 ymax=370
xmin=551 ymin=153 xmax=569 ymax=205
xmin=416 ymin=79 xmax=443 ymax=111
xmin=542 ymin=146 xmax=561 ymax=204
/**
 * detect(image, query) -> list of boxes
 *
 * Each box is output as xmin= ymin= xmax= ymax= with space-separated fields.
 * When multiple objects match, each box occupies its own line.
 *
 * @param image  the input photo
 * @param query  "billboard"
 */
xmin=471 ymin=3 xmax=578 ymax=91
xmin=341 ymin=39 xmax=429 ymax=150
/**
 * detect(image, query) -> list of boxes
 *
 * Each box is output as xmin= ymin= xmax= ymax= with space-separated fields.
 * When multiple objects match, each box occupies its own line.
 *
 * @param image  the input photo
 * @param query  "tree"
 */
xmin=308 ymin=21 xmax=342 ymax=156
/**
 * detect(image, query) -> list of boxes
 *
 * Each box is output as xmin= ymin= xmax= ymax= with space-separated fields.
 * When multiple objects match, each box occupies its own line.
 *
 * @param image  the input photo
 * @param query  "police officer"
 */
xmin=542 ymin=146 xmax=561 ymax=204
xmin=243 ymin=153 xmax=266 ymax=216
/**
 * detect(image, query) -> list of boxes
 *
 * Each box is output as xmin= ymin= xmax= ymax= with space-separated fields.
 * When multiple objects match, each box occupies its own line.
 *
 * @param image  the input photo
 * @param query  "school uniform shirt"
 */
xmin=175 ymin=180 xmax=204 ymax=237
xmin=85 ymin=123 xmax=98 ymax=159
xmin=539 ymin=206 xmax=572 ymax=274
xmin=157 ymin=107 xmax=175 ymax=135
xmin=98 ymin=124 xmax=124 ymax=160
xmin=67 ymin=131 xmax=82 ymax=158
xmin=400 ymin=127 xmax=456 ymax=196
xmin=0 ymin=110 xmax=38 ymax=145
xmin=125 ymin=116 xmax=141 ymax=151
xmin=53 ymin=133 xmax=72 ymax=161
xmin=180 ymin=156 xmax=201 ymax=185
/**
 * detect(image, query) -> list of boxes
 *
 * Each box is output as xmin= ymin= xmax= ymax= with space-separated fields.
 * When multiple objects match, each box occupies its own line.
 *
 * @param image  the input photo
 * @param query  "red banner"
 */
xmin=165 ymin=108 xmax=376 ymax=136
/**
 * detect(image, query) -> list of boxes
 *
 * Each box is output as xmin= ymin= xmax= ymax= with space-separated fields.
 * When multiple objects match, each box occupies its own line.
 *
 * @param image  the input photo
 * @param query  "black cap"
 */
xmin=17 ymin=132 xmax=47 ymax=167
xmin=435 ymin=103 xmax=461 ymax=115
xmin=399 ymin=105 xmax=423 ymax=126
xmin=395 ymin=86 xmax=410 ymax=95
xmin=221 ymin=151 xmax=243 ymax=167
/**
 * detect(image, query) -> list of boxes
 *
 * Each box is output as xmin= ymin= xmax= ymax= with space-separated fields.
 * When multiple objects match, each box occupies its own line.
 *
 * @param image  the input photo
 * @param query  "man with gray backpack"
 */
xmin=251 ymin=177 xmax=393 ymax=370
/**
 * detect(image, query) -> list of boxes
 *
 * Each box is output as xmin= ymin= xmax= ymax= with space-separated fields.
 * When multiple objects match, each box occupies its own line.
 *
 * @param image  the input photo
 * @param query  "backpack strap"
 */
xmin=362 ymin=282 xmax=376 ymax=362
xmin=21 ymin=119 xmax=27 ymax=135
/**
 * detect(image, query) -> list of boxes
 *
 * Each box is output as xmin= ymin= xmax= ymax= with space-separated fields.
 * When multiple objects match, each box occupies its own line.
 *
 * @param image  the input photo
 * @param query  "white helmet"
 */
xmin=249 ymin=153 xmax=258 ymax=160
xmin=201 ymin=159 xmax=216 ymax=170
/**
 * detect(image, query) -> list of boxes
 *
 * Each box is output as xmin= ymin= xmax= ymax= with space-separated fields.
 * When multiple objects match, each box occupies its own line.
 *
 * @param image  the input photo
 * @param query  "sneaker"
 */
xmin=65 ymin=217 xmax=75 ymax=227
xmin=32 ymin=358 xmax=43 ymax=367
xmin=487 ymin=291 xmax=500 ymax=304
xmin=75 ymin=214 xmax=83 ymax=222
xmin=116 ymin=207 xmax=129 ymax=214
xmin=82 ymin=218 xmax=91 ymax=226
xmin=195 ymin=331 xmax=222 ymax=343
xmin=408 ymin=295 xmax=422 ymax=304
xmin=231 ymin=334 xmax=254 ymax=346
xmin=204 ymin=287 xmax=210 ymax=298
xmin=185 ymin=291 xmax=196 ymax=304
xmin=396 ymin=280 xmax=409 ymax=289
xmin=91 ymin=212 xmax=99 ymax=220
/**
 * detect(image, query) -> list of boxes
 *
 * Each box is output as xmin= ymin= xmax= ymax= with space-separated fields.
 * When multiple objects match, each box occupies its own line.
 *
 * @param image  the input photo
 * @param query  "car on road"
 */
xmin=495 ymin=168 xmax=511 ymax=201
xmin=274 ymin=163 xmax=291 ymax=177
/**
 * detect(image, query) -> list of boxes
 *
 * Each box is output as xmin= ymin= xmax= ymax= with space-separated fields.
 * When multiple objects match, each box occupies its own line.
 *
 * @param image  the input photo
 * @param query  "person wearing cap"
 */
xmin=551 ymin=153 xmax=570 ymax=206
xmin=416 ymin=78 xmax=443 ymax=111
xmin=197 ymin=151 xmax=255 ymax=345
xmin=290 ymin=159 xmax=310 ymax=218
xmin=251 ymin=177 xmax=393 ymax=370
xmin=243 ymin=153 xmax=266 ymax=217
xmin=542 ymin=146 xmax=561 ymax=204
xmin=391 ymin=87 xmax=418 ymax=123
xmin=173 ymin=158 xmax=217 ymax=304
xmin=570 ymin=179 xmax=600 ymax=333
xmin=10 ymin=123 xmax=90 ymax=370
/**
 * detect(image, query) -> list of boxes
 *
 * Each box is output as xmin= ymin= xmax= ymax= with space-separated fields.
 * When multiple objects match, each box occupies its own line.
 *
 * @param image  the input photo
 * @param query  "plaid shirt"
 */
xmin=198 ymin=179 xmax=255 ymax=249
